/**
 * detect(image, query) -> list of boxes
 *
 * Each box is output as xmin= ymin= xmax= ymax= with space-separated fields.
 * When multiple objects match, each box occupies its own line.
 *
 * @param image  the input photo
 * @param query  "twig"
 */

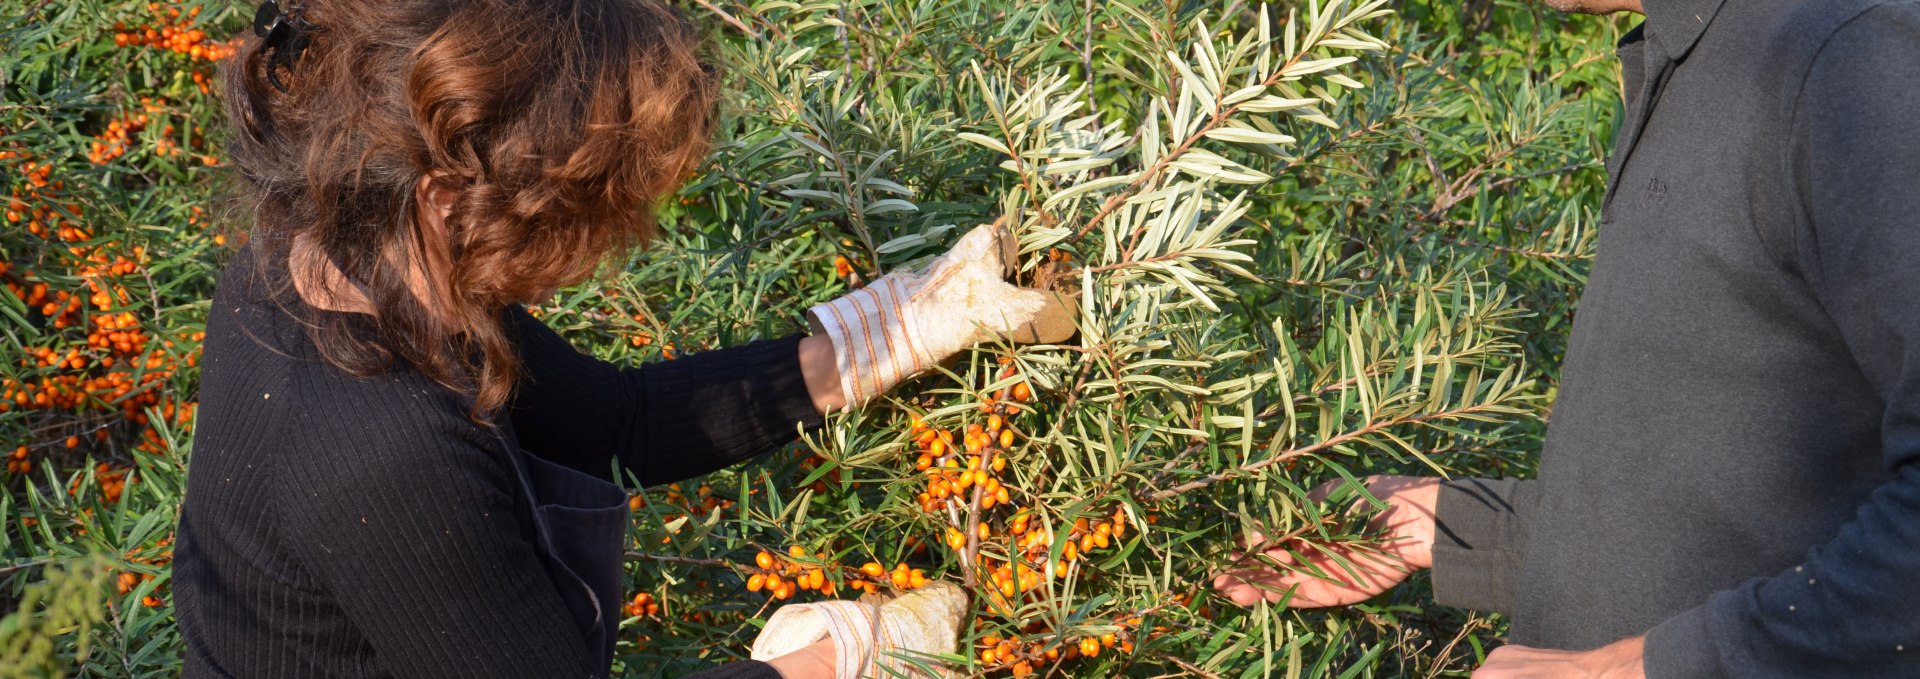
xmin=1142 ymin=402 xmax=1511 ymax=500
xmin=624 ymin=551 xmax=738 ymax=569
xmin=1155 ymin=651 xmax=1225 ymax=679
xmin=0 ymin=557 xmax=55 ymax=576
xmin=690 ymin=0 xmax=761 ymax=39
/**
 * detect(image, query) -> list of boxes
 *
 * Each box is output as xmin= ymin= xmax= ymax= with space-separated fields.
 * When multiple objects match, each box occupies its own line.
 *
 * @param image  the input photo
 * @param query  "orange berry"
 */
xmin=1079 ymin=637 xmax=1101 ymax=657
xmin=755 ymin=551 xmax=775 ymax=569
xmin=747 ymin=574 xmax=766 ymax=592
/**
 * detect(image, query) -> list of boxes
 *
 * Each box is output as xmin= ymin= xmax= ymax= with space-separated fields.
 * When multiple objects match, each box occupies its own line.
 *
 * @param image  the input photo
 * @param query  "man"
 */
xmin=1213 ymin=0 xmax=1920 ymax=677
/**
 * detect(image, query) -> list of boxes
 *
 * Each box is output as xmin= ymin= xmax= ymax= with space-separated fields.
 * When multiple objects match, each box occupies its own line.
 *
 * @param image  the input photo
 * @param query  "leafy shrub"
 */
xmin=0 ymin=0 xmax=1623 ymax=677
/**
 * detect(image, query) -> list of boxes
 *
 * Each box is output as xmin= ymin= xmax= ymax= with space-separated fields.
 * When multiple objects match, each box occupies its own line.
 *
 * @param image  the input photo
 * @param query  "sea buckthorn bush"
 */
xmin=2 ymin=1 xmax=1624 ymax=677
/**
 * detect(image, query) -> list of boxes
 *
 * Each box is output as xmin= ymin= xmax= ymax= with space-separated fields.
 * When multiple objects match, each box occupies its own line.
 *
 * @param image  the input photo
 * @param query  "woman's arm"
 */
xmin=798 ymin=322 xmax=846 ymax=413
xmin=504 ymin=305 xmax=825 ymax=486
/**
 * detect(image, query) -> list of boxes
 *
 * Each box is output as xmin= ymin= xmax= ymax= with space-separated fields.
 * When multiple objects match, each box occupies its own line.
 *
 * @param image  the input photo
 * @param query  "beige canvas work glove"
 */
xmin=808 ymin=221 xmax=1075 ymax=407
xmin=749 ymin=581 xmax=969 ymax=679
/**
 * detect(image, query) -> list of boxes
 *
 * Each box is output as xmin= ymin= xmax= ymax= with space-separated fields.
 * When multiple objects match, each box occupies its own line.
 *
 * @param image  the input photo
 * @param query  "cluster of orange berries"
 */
xmin=4 ymin=340 xmax=200 ymax=414
xmin=3 ymin=251 xmax=205 ymax=460
xmin=69 ymin=462 xmax=133 ymax=504
xmin=977 ymin=614 xmax=1142 ymax=676
xmin=88 ymin=102 xmax=157 ymax=164
xmin=87 ymin=98 xmax=215 ymax=166
xmin=4 ymin=153 xmax=54 ymax=189
xmin=631 ymin=481 xmax=734 ymax=518
xmin=112 ymin=5 xmax=235 ymax=63
xmin=6 ymin=446 xmax=31 ymax=474
xmin=9 ymin=251 xmax=144 ymax=331
xmin=4 ymin=161 xmax=83 ymax=242
xmin=623 ymin=591 xmax=662 ymax=618
xmin=628 ymin=482 xmax=734 ymax=547
xmin=966 ymin=504 xmax=1132 ymax=620
xmin=744 ymin=546 xmax=935 ymax=601
xmin=113 ymin=537 xmax=174 ymax=608
xmin=912 ymin=367 xmax=1033 ymax=518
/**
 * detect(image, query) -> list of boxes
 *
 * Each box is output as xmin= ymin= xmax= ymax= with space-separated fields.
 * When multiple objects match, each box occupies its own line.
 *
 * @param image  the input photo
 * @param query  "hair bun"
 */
xmin=252 ymin=0 xmax=317 ymax=92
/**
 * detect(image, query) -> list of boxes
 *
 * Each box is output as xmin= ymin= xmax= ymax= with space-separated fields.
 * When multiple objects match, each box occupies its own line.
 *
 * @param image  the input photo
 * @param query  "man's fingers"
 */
xmin=1214 ymin=568 xmax=1296 ymax=608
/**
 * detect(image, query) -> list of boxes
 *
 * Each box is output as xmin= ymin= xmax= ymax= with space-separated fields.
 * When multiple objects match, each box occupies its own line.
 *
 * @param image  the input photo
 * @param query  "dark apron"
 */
xmin=488 ymin=420 xmax=628 ymax=676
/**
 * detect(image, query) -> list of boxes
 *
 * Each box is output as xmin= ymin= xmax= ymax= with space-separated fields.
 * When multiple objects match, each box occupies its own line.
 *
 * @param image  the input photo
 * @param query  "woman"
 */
xmin=171 ymin=1 xmax=1070 ymax=677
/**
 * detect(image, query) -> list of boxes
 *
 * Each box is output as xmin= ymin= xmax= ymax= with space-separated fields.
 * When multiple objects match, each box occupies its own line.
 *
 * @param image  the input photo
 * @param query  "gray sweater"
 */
xmin=1431 ymin=0 xmax=1920 ymax=676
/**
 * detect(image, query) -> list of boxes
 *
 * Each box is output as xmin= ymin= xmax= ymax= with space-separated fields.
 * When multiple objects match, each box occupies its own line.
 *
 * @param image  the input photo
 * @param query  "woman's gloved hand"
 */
xmin=807 ymin=221 xmax=1076 ymax=407
xmin=750 ymin=581 xmax=969 ymax=679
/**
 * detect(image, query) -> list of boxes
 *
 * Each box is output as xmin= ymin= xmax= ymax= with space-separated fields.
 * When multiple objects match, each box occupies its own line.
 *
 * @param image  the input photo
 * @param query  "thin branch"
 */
xmin=690 ymin=0 xmax=761 ymax=39
xmin=1142 ymin=401 xmax=1513 ymax=500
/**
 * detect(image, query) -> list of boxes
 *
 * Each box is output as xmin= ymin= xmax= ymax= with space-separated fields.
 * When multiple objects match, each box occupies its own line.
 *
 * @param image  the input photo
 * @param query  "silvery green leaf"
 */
xmin=781 ymin=189 xmax=844 ymax=205
xmin=1281 ymin=56 xmax=1358 ymax=77
xmin=874 ymin=234 xmax=928 ymax=254
xmin=862 ymin=178 xmax=915 ymax=196
xmin=1325 ymin=72 xmax=1367 ymax=89
xmin=1203 ymin=127 xmax=1298 ymax=145
xmin=1043 ymin=173 xmax=1139 ymax=208
xmin=957 ymin=132 xmax=1014 ymax=156
xmin=1222 ymin=84 xmax=1269 ymax=106
xmin=777 ymin=46 xmax=817 ymax=68
xmin=1237 ymin=95 xmax=1320 ymax=112
xmin=1041 ymin=157 xmax=1116 ymax=175
xmin=864 ymin=199 xmax=919 ymax=215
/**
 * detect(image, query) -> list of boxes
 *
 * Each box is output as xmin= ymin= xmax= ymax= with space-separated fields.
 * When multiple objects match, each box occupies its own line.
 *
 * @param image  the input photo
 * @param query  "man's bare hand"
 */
xmin=1211 ymin=475 xmax=1440 ymax=608
xmin=1472 ymin=636 xmax=1646 ymax=679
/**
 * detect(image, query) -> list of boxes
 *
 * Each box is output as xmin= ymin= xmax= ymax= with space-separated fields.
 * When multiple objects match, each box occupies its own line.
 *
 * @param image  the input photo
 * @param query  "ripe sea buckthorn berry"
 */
xmin=755 ymin=551 xmax=775 ymax=569
xmin=1079 ymin=637 xmax=1101 ymax=657
xmin=787 ymin=544 xmax=807 ymax=558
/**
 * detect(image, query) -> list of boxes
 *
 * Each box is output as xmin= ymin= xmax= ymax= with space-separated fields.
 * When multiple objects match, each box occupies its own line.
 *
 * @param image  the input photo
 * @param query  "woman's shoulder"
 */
xmin=198 ymin=242 xmax=508 ymax=488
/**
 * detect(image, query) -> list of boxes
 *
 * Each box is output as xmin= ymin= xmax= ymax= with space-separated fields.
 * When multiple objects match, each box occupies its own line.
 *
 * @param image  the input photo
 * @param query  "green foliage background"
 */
xmin=1 ymin=0 xmax=1624 ymax=676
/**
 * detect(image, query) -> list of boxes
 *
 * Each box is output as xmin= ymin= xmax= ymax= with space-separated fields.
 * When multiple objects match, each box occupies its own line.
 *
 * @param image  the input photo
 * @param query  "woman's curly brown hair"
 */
xmin=220 ymin=0 xmax=716 ymax=420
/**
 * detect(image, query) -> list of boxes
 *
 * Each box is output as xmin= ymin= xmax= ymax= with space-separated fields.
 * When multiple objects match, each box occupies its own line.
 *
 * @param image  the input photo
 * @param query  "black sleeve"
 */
xmin=1428 ymin=477 xmax=1539 ymax=614
xmin=503 ymin=305 xmax=825 ymax=487
xmin=276 ymin=380 xmax=600 ymax=679
xmin=1640 ymin=6 xmax=1920 ymax=677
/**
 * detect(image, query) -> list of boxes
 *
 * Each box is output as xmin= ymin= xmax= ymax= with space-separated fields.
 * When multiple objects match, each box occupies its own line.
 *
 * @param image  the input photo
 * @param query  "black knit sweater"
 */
xmin=174 ymin=242 xmax=818 ymax=678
